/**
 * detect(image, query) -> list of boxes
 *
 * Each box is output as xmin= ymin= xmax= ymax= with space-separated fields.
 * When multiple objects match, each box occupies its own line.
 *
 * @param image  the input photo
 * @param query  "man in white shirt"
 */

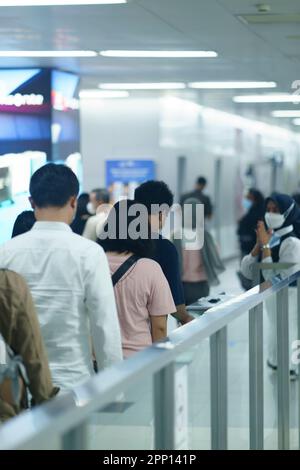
xmin=83 ymin=188 xmax=110 ymax=242
xmin=0 ymin=164 xmax=122 ymax=391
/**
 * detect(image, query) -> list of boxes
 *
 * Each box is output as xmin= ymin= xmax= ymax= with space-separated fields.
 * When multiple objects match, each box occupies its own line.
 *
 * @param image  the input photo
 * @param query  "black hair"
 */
xmin=29 ymin=163 xmax=79 ymax=208
xmin=98 ymin=199 xmax=154 ymax=258
xmin=76 ymin=193 xmax=90 ymax=217
xmin=197 ymin=176 xmax=207 ymax=186
xmin=134 ymin=180 xmax=174 ymax=212
xmin=12 ymin=211 xmax=36 ymax=238
xmin=91 ymin=188 xmax=110 ymax=204
xmin=248 ymin=188 xmax=264 ymax=207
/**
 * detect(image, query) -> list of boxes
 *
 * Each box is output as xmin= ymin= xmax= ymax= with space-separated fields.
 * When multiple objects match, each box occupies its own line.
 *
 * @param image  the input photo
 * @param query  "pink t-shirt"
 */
xmin=107 ymin=253 xmax=176 ymax=358
xmin=182 ymin=249 xmax=207 ymax=282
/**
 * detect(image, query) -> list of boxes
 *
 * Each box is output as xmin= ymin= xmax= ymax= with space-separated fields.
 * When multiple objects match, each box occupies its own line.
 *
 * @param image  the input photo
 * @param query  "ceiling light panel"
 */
xmin=233 ymin=94 xmax=300 ymax=103
xmin=100 ymin=50 xmax=217 ymax=58
xmin=272 ymin=110 xmax=300 ymax=118
xmin=189 ymin=81 xmax=277 ymax=89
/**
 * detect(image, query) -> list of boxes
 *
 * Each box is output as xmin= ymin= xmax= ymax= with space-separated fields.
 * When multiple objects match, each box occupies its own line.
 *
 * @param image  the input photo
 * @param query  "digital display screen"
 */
xmin=0 ymin=68 xmax=51 ymax=157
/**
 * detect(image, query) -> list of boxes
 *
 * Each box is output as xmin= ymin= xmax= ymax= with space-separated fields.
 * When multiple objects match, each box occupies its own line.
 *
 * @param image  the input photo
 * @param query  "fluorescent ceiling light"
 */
xmin=0 ymin=1 xmax=126 ymax=5
xmin=79 ymin=90 xmax=129 ymax=99
xmin=100 ymin=50 xmax=218 ymax=58
xmin=233 ymin=93 xmax=300 ymax=103
xmin=293 ymin=118 xmax=300 ymax=125
xmin=271 ymin=110 xmax=300 ymax=118
xmin=189 ymin=81 xmax=277 ymax=89
xmin=99 ymin=82 xmax=186 ymax=90
xmin=0 ymin=50 xmax=97 ymax=57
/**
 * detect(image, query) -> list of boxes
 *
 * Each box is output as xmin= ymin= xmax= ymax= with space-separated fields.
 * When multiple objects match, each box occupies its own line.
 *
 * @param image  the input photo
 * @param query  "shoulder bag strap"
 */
xmin=112 ymin=254 xmax=140 ymax=287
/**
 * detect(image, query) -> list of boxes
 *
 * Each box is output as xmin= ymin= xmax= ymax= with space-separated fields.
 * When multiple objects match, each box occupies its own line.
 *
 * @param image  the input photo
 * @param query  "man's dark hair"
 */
xmin=134 ymin=180 xmax=174 ymax=212
xmin=29 ymin=163 xmax=79 ymax=208
xmin=12 ymin=211 xmax=36 ymax=238
xmin=98 ymin=200 xmax=154 ymax=258
xmin=196 ymin=176 xmax=207 ymax=187
xmin=91 ymin=188 xmax=110 ymax=204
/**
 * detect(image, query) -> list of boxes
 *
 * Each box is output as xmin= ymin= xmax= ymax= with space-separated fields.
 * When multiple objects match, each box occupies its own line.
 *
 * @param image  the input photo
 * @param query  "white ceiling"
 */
xmin=0 ymin=0 xmax=299 ymax=128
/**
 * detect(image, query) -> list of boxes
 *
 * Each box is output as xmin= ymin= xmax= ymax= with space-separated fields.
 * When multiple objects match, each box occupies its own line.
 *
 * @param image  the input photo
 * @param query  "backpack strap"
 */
xmin=0 ymin=334 xmax=29 ymax=406
xmin=112 ymin=255 xmax=140 ymax=287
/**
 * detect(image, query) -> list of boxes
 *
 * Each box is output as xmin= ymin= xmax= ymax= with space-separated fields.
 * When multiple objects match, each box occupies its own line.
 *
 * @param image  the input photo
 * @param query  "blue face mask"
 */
xmin=242 ymin=198 xmax=253 ymax=211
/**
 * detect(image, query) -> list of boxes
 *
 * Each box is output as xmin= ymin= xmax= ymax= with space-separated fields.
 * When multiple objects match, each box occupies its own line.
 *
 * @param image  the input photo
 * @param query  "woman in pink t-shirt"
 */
xmin=98 ymin=200 xmax=176 ymax=358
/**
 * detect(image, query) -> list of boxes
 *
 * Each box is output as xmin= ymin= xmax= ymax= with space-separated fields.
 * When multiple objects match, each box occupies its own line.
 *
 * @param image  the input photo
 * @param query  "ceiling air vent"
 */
xmin=237 ymin=14 xmax=300 ymax=24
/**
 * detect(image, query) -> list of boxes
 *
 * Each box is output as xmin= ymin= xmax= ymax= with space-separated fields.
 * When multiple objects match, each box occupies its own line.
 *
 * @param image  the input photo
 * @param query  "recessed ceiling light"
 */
xmin=189 ymin=81 xmax=277 ymax=89
xmin=233 ymin=93 xmax=300 ymax=103
xmin=79 ymin=90 xmax=129 ymax=99
xmin=99 ymin=50 xmax=218 ymax=58
xmin=99 ymin=82 xmax=186 ymax=90
xmin=0 ymin=1 xmax=126 ymax=5
xmin=271 ymin=110 xmax=300 ymax=118
xmin=293 ymin=118 xmax=300 ymax=125
xmin=0 ymin=50 xmax=97 ymax=57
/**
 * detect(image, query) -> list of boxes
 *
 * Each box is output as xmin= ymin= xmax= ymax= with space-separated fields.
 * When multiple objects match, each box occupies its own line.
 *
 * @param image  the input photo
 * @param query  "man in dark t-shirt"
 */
xmin=135 ymin=181 xmax=193 ymax=325
xmin=180 ymin=176 xmax=213 ymax=219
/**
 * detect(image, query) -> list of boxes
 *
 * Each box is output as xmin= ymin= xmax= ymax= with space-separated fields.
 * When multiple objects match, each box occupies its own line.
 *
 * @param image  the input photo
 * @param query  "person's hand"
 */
xmin=256 ymin=220 xmax=272 ymax=246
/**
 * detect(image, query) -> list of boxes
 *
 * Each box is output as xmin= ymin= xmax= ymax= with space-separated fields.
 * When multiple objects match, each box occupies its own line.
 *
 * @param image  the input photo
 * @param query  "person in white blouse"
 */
xmin=0 ymin=164 xmax=122 ymax=391
xmin=241 ymin=192 xmax=300 ymax=380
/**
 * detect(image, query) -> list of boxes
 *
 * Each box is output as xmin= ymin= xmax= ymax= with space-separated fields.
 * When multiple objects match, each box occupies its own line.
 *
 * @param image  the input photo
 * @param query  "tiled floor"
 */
xmin=86 ymin=259 xmax=300 ymax=450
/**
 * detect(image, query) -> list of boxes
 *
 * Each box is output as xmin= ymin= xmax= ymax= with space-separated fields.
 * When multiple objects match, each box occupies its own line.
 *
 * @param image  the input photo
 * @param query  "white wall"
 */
xmin=80 ymin=95 xmax=300 ymax=259
xmin=81 ymin=98 xmax=161 ymax=190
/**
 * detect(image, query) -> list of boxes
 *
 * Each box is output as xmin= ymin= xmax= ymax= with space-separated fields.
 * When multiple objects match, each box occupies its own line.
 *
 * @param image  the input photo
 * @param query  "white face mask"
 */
xmin=87 ymin=202 xmax=96 ymax=215
xmin=265 ymin=212 xmax=285 ymax=230
xmin=265 ymin=201 xmax=295 ymax=230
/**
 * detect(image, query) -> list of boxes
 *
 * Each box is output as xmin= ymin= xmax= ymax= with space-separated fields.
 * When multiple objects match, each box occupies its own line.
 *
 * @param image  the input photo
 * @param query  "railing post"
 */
xmin=62 ymin=422 xmax=88 ymax=450
xmin=276 ymin=287 xmax=290 ymax=450
xmin=210 ymin=327 xmax=228 ymax=450
xmin=298 ymin=279 xmax=300 ymax=449
xmin=249 ymin=302 xmax=264 ymax=450
xmin=154 ymin=363 xmax=177 ymax=450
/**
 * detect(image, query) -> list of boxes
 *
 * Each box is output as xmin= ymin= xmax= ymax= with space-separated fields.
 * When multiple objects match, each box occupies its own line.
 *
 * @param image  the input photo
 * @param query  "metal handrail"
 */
xmin=0 ymin=268 xmax=300 ymax=450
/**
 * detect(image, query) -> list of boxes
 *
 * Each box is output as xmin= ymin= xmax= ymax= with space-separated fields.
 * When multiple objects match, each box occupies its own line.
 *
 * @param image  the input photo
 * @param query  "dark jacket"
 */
xmin=237 ymin=204 xmax=265 ymax=256
xmin=180 ymin=190 xmax=213 ymax=218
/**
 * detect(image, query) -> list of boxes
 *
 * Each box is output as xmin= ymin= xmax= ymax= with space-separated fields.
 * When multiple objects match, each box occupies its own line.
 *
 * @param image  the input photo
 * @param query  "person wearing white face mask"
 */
xmin=241 ymin=192 xmax=300 ymax=380
xmin=83 ymin=188 xmax=111 ymax=242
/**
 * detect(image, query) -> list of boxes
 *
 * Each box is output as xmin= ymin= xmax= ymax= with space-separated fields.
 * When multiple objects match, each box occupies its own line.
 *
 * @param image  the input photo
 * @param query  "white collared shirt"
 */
xmin=0 ymin=221 xmax=122 ymax=390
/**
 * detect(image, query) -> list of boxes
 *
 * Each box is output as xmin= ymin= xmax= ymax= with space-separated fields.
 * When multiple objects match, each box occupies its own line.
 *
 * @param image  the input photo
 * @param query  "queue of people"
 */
xmin=2 ymin=164 xmax=299 ymax=424
xmin=1 ymin=167 xmax=213 ymax=422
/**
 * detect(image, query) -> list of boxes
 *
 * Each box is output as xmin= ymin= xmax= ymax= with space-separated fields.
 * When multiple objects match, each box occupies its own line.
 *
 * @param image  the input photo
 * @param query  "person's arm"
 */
xmin=151 ymin=315 xmax=167 ymax=342
xmin=172 ymin=304 xmax=194 ymax=324
xmin=147 ymin=260 xmax=176 ymax=342
xmin=84 ymin=245 xmax=123 ymax=370
xmin=261 ymin=238 xmax=300 ymax=281
xmin=159 ymin=240 xmax=187 ymax=320
xmin=0 ymin=272 xmax=58 ymax=404
xmin=240 ymin=243 xmax=260 ymax=280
